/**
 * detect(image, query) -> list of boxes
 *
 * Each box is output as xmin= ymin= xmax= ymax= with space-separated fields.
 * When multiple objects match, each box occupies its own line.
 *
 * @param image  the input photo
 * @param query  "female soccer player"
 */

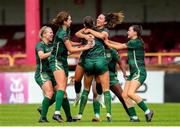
xmin=91 ymin=48 xmax=131 ymax=122
xmin=36 ymin=26 xmax=77 ymax=123
xmin=104 ymin=25 xmax=154 ymax=122
xmin=35 ymin=26 xmax=54 ymax=122
xmin=74 ymin=12 xmax=124 ymax=121
xmin=49 ymin=11 xmax=92 ymax=123
xmin=72 ymin=16 xmax=95 ymax=106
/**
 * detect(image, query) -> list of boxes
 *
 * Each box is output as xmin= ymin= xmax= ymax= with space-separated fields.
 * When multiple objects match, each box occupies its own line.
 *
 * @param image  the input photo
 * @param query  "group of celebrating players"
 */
xmin=35 ymin=10 xmax=154 ymax=123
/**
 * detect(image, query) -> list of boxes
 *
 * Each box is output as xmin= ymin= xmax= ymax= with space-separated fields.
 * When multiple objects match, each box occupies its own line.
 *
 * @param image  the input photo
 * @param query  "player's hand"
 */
xmin=84 ymin=34 xmax=92 ymax=41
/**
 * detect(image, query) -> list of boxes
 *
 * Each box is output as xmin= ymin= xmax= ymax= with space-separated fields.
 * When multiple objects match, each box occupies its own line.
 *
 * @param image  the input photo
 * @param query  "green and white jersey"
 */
xmin=79 ymin=32 xmax=90 ymax=60
xmin=51 ymin=27 xmax=70 ymax=64
xmin=35 ymin=41 xmax=53 ymax=73
xmin=127 ymin=38 xmax=145 ymax=74
xmin=105 ymin=48 xmax=120 ymax=75
xmin=83 ymin=28 xmax=107 ymax=58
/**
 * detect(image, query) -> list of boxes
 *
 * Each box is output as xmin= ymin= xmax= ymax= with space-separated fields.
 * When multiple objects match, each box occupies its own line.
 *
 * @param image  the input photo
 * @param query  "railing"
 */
xmin=0 ymin=54 xmax=27 ymax=66
xmin=120 ymin=52 xmax=180 ymax=64
xmin=0 ymin=52 xmax=180 ymax=66
xmin=0 ymin=54 xmax=14 ymax=66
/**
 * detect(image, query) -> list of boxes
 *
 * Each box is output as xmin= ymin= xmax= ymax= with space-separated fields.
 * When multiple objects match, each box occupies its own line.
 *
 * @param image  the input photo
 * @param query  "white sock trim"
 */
xmin=145 ymin=109 xmax=150 ymax=114
xmin=131 ymin=116 xmax=138 ymax=120
xmin=95 ymin=113 xmax=100 ymax=118
xmin=55 ymin=111 xmax=60 ymax=115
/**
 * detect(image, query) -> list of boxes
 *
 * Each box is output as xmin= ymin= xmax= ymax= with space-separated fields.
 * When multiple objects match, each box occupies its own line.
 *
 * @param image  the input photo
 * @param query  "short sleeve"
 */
xmin=57 ymin=30 xmax=70 ymax=43
xmin=64 ymin=28 xmax=71 ymax=42
xmin=127 ymin=40 xmax=140 ymax=49
xmin=36 ymin=42 xmax=44 ymax=52
xmin=63 ymin=34 xmax=70 ymax=42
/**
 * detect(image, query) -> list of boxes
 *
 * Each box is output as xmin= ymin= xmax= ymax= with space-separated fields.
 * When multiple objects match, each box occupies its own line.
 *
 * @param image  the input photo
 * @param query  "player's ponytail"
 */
xmin=50 ymin=11 xmax=69 ymax=27
xmin=104 ymin=12 xmax=124 ymax=29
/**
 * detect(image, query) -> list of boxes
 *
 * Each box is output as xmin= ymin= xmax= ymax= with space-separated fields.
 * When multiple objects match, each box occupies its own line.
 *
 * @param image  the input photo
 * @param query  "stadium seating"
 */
xmin=0 ymin=23 xmax=180 ymax=66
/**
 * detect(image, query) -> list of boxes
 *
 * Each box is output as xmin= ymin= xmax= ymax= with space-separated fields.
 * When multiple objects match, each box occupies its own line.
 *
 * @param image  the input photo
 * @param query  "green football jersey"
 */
xmin=35 ymin=41 xmax=53 ymax=73
xmin=83 ymin=28 xmax=108 ymax=58
xmin=127 ymin=38 xmax=145 ymax=73
xmin=51 ymin=27 xmax=70 ymax=64
xmin=105 ymin=48 xmax=120 ymax=74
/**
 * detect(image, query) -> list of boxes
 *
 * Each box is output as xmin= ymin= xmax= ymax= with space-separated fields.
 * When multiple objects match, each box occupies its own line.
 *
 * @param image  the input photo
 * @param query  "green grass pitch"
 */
xmin=0 ymin=103 xmax=180 ymax=126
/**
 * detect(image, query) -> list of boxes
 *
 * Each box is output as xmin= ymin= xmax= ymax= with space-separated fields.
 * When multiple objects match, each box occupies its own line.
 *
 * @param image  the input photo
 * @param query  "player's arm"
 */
xmin=64 ymin=39 xmax=92 ymax=53
xmin=75 ymin=28 xmax=91 ymax=41
xmin=104 ymin=39 xmax=127 ymax=50
xmin=87 ymin=29 xmax=108 ymax=40
xmin=38 ymin=51 xmax=51 ymax=59
xmin=70 ymin=41 xmax=82 ymax=46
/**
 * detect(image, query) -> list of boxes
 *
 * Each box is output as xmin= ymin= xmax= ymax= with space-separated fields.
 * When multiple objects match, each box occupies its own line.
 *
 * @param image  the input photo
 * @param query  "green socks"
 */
xmin=49 ymin=92 xmax=56 ymax=106
xmin=104 ymin=91 xmax=111 ymax=115
xmin=93 ymin=99 xmax=100 ymax=115
xmin=79 ymin=90 xmax=89 ymax=114
xmin=62 ymin=97 xmax=71 ymax=118
xmin=137 ymin=101 xmax=149 ymax=113
xmin=55 ymin=90 xmax=64 ymax=111
xmin=41 ymin=96 xmax=51 ymax=118
xmin=128 ymin=107 xmax=138 ymax=118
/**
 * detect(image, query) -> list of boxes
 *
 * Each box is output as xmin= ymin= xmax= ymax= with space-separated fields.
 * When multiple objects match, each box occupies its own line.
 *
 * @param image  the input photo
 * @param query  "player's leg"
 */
xmin=95 ymin=58 xmax=111 ymax=122
xmin=128 ymin=80 xmax=153 ymax=122
xmin=39 ymin=80 xmax=54 ymax=122
xmin=73 ymin=74 xmax=93 ymax=120
xmin=98 ymin=71 xmax=112 ymax=122
xmin=122 ymin=81 xmax=139 ymax=122
xmin=92 ymin=81 xmax=101 ymax=122
xmin=95 ymin=77 xmax=105 ymax=108
xmin=73 ymin=64 xmax=84 ymax=106
xmin=53 ymin=69 xmax=67 ymax=123
xmin=62 ymin=92 xmax=76 ymax=122
xmin=110 ymin=83 xmax=130 ymax=117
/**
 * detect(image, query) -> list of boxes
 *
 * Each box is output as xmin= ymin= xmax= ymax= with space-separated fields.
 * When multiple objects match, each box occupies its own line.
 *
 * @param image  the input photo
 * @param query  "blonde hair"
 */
xmin=39 ymin=26 xmax=49 ymax=40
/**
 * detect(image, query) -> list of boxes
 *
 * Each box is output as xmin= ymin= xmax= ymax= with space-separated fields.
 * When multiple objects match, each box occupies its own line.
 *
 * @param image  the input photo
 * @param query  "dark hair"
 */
xmin=131 ymin=25 xmax=143 ymax=38
xmin=104 ymin=12 xmax=124 ymax=29
xmin=131 ymin=25 xmax=145 ymax=46
xmin=83 ymin=16 xmax=94 ymax=29
xmin=51 ymin=11 xmax=69 ymax=27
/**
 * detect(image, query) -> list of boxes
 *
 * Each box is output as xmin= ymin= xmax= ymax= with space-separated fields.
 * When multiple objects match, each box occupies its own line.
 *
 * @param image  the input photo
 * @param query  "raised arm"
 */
xmin=70 ymin=41 xmax=82 ymax=46
xmin=75 ymin=28 xmax=91 ymax=41
xmin=88 ymin=29 xmax=108 ymax=40
xmin=75 ymin=28 xmax=86 ymax=38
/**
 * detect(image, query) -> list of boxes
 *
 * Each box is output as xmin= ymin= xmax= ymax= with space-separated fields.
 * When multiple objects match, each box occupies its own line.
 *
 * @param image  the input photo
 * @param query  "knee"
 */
xmin=101 ymin=83 xmax=109 ymax=92
xmin=56 ymin=84 xmax=66 ymax=91
xmin=127 ymin=91 xmax=134 ymax=99
xmin=45 ymin=90 xmax=54 ymax=99
xmin=122 ymin=91 xmax=128 ymax=100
